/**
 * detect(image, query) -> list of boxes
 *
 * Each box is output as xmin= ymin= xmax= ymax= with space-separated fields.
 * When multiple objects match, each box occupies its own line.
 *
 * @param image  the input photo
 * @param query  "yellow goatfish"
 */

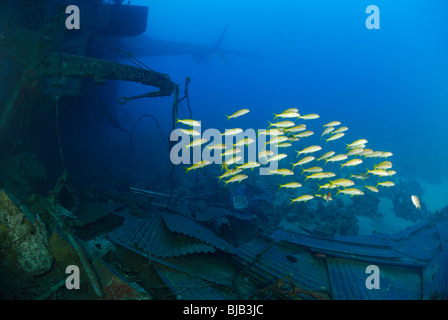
xmin=224 ymin=155 xmax=242 ymax=165
xmin=292 ymin=156 xmax=315 ymax=168
xmin=346 ymin=139 xmax=368 ymax=149
xmin=273 ymin=112 xmax=300 ymax=119
xmin=266 ymin=153 xmax=288 ymax=163
xmin=185 ymin=160 xmax=211 ymax=173
xmin=266 ymin=136 xmax=289 ymax=145
xmin=285 ymin=124 xmax=307 ymax=133
xmin=207 ymin=143 xmax=229 ymax=150
xmin=325 ymin=154 xmax=348 ymax=165
xmin=321 ymin=127 xmax=335 ymax=138
xmin=366 ymin=168 xmax=389 ymax=176
xmin=326 ymin=132 xmax=345 ymax=143
xmin=364 ymin=151 xmax=383 ymax=158
xmin=336 ymin=188 xmax=364 ymax=197
xmin=375 ymin=161 xmax=393 ymax=170
xmin=304 ymin=172 xmax=336 ymax=181
xmin=226 ymin=108 xmax=250 ymax=120
xmin=302 ymin=166 xmax=323 ymax=174
xmin=257 ymin=128 xmax=284 ymax=136
xmin=235 ymin=137 xmax=255 ymax=147
xmin=346 ymin=147 xmax=364 ymax=156
xmin=222 ymin=148 xmax=242 ymax=157
xmin=324 ymin=121 xmax=341 ymax=127
xmin=379 ymin=151 xmax=393 ymax=158
xmin=340 ymin=159 xmax=363 ymax=169
xmin=281 ymin=108 xmax=299 ymax=114
xmin=224 ymin=174 xmax=248 ymax=186
xmin=279 ymin=182 xmax=302 ymax=189
xmin=269 ymin=169 xmax=294 ymax=176
xmin=296 ymin=145 xmax=322 ymax=157
xmin=176 ymin=118 xmax=201 ymax=127
xmin=294 ymin=131 xmax=314 ymax=138
xmin=185 ymin=138 xmax=208 ymax=149
xmin=268 ymin=120 xmax=295 ymax=128
xmin=329 ymin=178 xmax=355 ymax=187
xmin=218 ymin=168 xmax=243 ymax=180
xmin=221 ymin=128 xmax=243 ymax=136
xmin=299 ymin=114 xmax=320 ymax=120
xmin=317 ymin=151 xmax=335 ymax=162
xmin=376 ymin=181 xmax=395 ymax=188
xmin=365 ymin=186 xmax=379 ymax=193
xmin=180 ymin=129 xmax=201 ymax=136
xmin=237 ymin=162 xmax=261 ymax=170
xmin=332 ymin=126 xmax=349 ymax=134
xmin=258 ymin=150 xmax=275 ymax=159
xmin=290 ymin=195 xmax=314 ymax=204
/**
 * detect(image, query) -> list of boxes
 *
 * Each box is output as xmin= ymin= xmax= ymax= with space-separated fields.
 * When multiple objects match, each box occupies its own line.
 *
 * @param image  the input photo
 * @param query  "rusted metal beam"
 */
xmin=0 ymin=12 xmax=175 ymax=136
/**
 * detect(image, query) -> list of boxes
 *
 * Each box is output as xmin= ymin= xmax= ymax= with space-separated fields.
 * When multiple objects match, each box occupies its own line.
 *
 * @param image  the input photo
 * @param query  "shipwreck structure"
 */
xmin=0 ymin=0 xmax=447 ymax=300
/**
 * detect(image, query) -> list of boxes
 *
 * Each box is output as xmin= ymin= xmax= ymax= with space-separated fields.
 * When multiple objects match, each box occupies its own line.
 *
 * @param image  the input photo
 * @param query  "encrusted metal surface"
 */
xmin=326 ymin=257 xmax=422 ymax=300
xmin=109 ymin=212 xmax=216 ymax=258
xmin=160 ymin=211 xmax=233 ymax=252
xmin=233 ymin=236 xmax=331 ymax=296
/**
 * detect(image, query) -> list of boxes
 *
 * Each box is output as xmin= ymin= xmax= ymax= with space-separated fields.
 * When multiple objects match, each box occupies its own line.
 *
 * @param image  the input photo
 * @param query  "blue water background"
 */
xmin=112 ymin=0 xmax=448 ymax=186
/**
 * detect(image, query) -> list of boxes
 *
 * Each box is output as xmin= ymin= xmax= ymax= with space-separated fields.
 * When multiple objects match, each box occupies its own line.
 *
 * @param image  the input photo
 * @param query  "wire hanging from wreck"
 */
xmin=166 ymin=77 xmax=192 ymax=208
xmin=54 ymin=21 xmax=80 ymax=210
xmin=80 ymin=25 xmax=154 ymax=72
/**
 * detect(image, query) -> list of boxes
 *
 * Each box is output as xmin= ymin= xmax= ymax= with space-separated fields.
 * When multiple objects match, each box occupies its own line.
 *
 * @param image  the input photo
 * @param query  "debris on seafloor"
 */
xmin=0 ymin=190 xmax=53 ymax=277
xmin=0 ymin=153 xmax=47 ymax=201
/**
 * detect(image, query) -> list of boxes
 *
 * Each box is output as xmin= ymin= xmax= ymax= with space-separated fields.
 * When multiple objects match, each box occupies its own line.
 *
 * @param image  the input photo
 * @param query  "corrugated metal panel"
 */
xmin=422 ymin=221 xmax=448 ymax=300
xmin=435 ymin=221 xmax=448 ymax=299
xmin=155 ymin=263 xmax=233 ymax=300
xmin=109 ymin=213 xmax=216 ymax=258
xmin=422 ymin=245 xmax=447 ymax=299
xmin=155 ymin=253 xmax=237 ymax=288
xmin=327 ymin=257 xmax=422 ymax=300
xmin=233 ymin=236 xmax=331 ymax=299
xmin=74 ymin=202 xmax=119 ymax=223
xmin=269 ymin=230 xmax=422 ymax=266
xmin=160 ymin=211 xmax=233 ymax=252
xmin=389 ymin=219 xmax=432 ymax=241
xmin=190 ymin=206 xmax=231 ymax=222
xmin=333 ymin=233 xmax=394 ymax=247
xmin=394 ymin=226 xmax=441 ymax=261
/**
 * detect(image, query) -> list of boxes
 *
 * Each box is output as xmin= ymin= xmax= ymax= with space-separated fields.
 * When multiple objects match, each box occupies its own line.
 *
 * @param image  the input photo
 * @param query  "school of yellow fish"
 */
xmin=177 ymin=106 xmax=398 ymax=206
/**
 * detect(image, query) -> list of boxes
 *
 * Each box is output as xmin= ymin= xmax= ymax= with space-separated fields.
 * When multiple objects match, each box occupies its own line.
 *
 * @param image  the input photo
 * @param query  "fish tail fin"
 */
xmin=336 ymin=189 xmax=341 ymax=196
xmin=301 ymin=168 xmax=305 ymax=174
xmin=278 ymin=184 xmax=283 ymax=189
xmin=175 ymin=117 xmax=180 ymax=125
xmin=273 ymin=113 xmax=278 ymax=119
xmin=305 ymin=176 xmax=309 ymax=182
xmin=290 ymin=199 xmax=295 ymax=205
xmin=268 ymin=121 xmax=273 ymax=128
xmin=291 ymin=162 xmax=296 ymax=169
xmin=324 ymin=159 xmax=329 ymax=166
xmin=222 ymin=163 xmax=229 ymax=173
xmin=340 ymin=163 xmax=344 ymax=169
xmin=317 ymin=184 xmax=322 ymax=192
xmin=185 ymin=167 xmax=191 ymax=174
xmin=225 ymin=114 xmax=231 ymax=120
